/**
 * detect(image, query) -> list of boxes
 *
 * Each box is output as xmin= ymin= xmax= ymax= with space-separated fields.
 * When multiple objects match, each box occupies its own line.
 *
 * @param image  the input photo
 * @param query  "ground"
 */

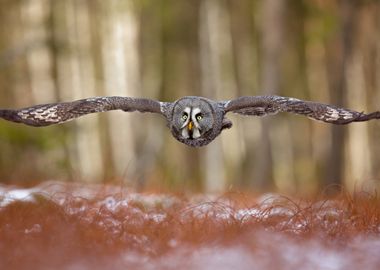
xmin=1 ymin=182 xmax=380 ymax=270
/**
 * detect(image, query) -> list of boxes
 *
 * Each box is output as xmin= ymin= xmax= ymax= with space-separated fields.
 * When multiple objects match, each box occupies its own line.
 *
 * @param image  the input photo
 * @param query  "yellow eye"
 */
xmin=182 ymin=114 xmax=188 ymax=121
xmin=196 ymin=114 xmax=203 ymax=121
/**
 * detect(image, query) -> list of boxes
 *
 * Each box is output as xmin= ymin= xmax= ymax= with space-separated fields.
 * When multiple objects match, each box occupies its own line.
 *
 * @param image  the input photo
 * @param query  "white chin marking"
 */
xmin=182 ymin=128 xmax=190 ymax=139
xmin=181 ymin=127 xmax=201 ymax=139
xmin=192 ymin=128 xmax=201 ymax=139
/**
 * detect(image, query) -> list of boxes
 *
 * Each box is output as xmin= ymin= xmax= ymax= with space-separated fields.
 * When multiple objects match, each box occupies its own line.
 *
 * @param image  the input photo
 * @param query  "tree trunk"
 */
xmin=255 ymin=0 xmax=286 ymax=190
xmin=324 ymin=0 xmax=355 ymax=193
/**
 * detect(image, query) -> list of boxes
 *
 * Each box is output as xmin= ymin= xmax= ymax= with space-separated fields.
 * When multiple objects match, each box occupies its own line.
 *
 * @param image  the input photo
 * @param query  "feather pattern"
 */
xmin=0 ymin=96 xmax=163 ymax=127
xmin=0 ymin=95 xmax=379 ymax=147
xmin=224 ymin=95 xmax=380 ymax=124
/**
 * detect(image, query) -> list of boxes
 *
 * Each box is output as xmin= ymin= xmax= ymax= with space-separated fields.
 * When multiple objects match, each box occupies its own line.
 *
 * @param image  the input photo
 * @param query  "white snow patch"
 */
xmin=0 ymin=188 xmax=40 ymax=207
xmin=24 ymin=224 xmax=42 ymax=234
xmin=235 ymin=208 xmax=261 ymax=221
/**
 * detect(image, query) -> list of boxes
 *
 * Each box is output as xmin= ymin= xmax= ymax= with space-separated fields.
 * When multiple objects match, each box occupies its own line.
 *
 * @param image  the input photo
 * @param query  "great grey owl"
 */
xmin=0 ymin=96 xmax=379 ymax=147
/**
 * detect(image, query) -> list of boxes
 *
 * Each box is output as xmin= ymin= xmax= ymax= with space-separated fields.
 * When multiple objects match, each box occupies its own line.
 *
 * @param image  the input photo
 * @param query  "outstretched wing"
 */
xmin=223 ymin=95 xmax=380 ymax=124
xmin=0 ymin=96 xmax=166 ymax=127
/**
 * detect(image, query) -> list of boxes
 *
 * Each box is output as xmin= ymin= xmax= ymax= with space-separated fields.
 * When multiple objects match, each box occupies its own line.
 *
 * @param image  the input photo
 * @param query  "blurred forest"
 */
xmin=0 ymin=0 xmax=379 ymax=194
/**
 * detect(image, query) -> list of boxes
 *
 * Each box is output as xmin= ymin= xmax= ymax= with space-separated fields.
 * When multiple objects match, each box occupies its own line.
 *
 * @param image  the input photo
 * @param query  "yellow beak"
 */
xmin=188 ymin=121 xmax=194 ymax=131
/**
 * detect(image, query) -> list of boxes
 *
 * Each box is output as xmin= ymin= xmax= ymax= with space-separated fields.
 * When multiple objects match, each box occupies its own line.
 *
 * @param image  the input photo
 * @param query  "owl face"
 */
xmin=170 ymin=97 xmax=218 ymax=147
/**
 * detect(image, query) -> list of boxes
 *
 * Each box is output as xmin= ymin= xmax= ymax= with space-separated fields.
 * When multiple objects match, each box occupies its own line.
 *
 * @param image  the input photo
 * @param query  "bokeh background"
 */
xmin=0 ymin=0 xmax=379 ymax=194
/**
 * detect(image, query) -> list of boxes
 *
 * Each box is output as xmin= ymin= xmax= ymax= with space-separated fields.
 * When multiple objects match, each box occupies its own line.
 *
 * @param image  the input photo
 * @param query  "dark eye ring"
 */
xmin=196 ymin=114 xmax=203 ymax=121
xmin=182 ymin=114 xmax=188 ymax=121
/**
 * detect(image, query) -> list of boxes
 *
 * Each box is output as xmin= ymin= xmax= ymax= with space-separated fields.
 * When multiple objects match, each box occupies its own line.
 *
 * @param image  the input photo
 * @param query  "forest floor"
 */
xmin=1 ymin=182 xmax=380 ymax=270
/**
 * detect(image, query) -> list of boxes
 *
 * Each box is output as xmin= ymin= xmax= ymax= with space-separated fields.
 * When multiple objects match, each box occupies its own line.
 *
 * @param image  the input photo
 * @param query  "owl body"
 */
xmin=0 ymin=95 xmax=379 ymax=147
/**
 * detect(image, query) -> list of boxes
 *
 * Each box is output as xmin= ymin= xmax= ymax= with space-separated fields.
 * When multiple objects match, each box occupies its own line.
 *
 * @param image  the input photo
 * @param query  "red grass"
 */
xmin=1 ymin=182 xmax=380 ymax=269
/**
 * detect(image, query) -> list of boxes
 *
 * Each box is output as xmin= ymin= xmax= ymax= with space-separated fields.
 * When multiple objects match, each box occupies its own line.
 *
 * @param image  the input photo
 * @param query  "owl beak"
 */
xmin=187 ymin=121 xmax=194 ymax=131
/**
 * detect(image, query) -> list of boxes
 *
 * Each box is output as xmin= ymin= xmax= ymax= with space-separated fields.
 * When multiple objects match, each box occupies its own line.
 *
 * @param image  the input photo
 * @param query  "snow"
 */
xmin=0 ymin=187 xmax=40 ymax=207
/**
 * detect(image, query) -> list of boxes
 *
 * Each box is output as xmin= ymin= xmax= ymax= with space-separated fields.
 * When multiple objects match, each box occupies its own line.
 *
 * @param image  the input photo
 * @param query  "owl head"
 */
xmin=169 ymin=96 xmax=230 ymax=147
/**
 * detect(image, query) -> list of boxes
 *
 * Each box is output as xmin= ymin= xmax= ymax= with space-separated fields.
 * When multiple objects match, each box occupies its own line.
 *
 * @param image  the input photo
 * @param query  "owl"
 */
xmin=0 ymin=95 xmax=379 ymax=147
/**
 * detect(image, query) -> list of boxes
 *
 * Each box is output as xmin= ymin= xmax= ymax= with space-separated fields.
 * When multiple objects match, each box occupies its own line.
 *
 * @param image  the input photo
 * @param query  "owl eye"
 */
xmin=196 ymin=114 xmax=203 ymax=121
xmin=181 ymin=113 xmax=188 ymax=121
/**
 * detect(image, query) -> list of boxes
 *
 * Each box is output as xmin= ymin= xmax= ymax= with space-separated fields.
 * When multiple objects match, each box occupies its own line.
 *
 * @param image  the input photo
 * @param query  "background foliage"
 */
xmin=0 ymin=0 xmax=379 ymax=194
